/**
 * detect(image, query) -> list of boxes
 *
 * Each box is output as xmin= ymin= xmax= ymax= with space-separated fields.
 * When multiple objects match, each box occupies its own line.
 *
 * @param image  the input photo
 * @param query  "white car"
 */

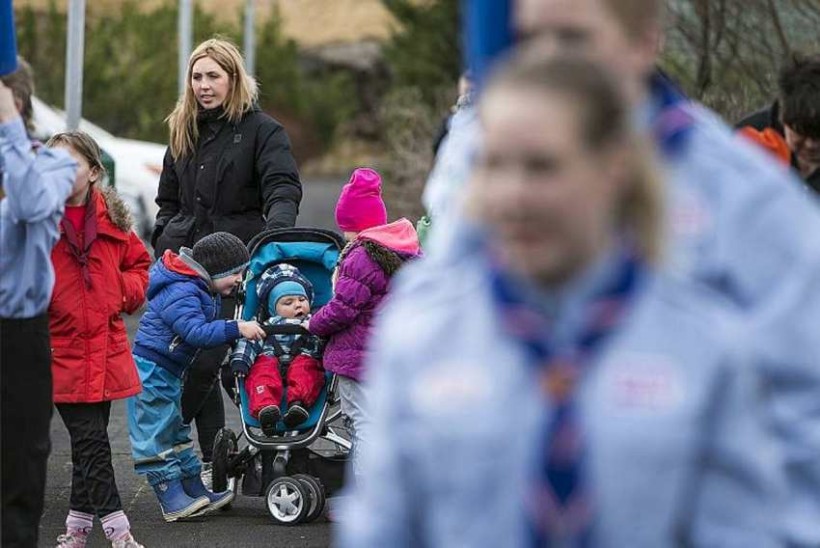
xmin=31 ymin=96 xmax=165 ymax=240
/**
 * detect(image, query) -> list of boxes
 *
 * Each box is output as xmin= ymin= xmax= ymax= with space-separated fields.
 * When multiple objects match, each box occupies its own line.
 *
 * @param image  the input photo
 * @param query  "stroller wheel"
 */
xmin=213 ymin=427 xmax=238 ymax=504
xmin=266 ymin=476 xmax=309 ymax=525
xmin=293 ymin=473 xmax=326 ymax=523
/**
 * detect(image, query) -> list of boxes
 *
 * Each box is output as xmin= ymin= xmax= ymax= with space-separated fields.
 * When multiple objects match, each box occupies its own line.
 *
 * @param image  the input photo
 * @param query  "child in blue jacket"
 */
xmin=128 ymin=232 xmax=265 ymax=522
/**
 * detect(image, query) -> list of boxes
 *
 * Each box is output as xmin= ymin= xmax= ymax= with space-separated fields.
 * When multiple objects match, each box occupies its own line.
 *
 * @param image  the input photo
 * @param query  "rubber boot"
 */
xmin=182 ymin=474 xmax=234 ymax=516
xmin=151 ymin=479 xmax=210 ymax=522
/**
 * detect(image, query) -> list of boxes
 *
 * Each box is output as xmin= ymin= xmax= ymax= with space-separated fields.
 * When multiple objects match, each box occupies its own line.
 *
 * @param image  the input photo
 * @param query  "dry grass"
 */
xmin=18 ymin=0 xmax=400 ymax=48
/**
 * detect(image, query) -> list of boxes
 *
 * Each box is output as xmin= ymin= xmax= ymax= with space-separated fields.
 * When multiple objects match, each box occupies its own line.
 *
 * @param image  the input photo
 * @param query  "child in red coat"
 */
xmin=46 ymin=131 xmax=151 ymax=548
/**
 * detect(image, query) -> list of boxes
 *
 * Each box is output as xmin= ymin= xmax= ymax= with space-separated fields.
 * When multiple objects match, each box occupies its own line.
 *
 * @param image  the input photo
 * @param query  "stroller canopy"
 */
xmin=243 ymin=236 xmax=341 ymax=320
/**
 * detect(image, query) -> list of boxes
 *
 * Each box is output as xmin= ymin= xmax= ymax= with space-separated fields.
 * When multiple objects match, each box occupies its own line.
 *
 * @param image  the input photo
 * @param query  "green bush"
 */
xmin=381 ymin=0 xmax=461 ymax=106
xmin=254 ymin=13 xmax=357 ymax=147
xmin=375 ymin=0 xmax=460 ymax=218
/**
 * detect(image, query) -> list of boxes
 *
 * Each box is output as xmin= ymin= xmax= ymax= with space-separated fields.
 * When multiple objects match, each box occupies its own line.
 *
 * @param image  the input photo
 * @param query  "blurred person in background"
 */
xmin=151 ymin=38 xmax=302 ymax=474
xmin=0 ymin=55 xmax=35 ymax=136
xmin=418 ymin=72 xmax=475 ymax=247
xmin=0 ymin=53 xmax=77 ymax=548
xmin=431 ymin=72 xmax=473 ymax=159
xmin=337 ymin=53 xmax=786 ymax=547
xmin=737 ymin=53 xmax=820 ymax=192
xmin=419 ymin=72 xmax=480 ymax=250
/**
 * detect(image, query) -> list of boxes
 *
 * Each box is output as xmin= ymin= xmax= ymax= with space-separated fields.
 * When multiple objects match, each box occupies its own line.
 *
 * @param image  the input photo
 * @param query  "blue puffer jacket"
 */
xmin=132 ymin=250 xmax=240 ymax=378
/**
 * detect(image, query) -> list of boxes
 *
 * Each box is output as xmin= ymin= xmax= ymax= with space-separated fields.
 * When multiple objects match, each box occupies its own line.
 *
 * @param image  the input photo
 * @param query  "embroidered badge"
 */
xmin=605 ymin=354 xmax=684 ymax=412
xmin=412 ymin=362 xmax=492 ymax=412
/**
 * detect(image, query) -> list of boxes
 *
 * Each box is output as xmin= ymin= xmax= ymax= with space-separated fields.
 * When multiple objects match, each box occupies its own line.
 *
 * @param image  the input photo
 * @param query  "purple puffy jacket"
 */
xmin=309 ymin=219 xmax=421 ymax=380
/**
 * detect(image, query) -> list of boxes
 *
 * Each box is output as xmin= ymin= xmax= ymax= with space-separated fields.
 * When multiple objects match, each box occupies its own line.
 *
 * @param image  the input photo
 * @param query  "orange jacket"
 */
xmin=738 ymin=127 xmax=792 ymax=166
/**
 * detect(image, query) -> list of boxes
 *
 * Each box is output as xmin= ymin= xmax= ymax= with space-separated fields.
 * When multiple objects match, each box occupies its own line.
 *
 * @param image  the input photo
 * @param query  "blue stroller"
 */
xmin=212 ymin=228 xmax=352 ymax=525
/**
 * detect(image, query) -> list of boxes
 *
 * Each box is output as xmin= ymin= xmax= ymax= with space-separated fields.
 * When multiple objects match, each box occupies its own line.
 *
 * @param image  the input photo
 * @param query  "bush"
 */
xmin=375 ymin=0 xmax=461 ymax=218
xmin=377 ymin=85 xmax=454 ymax=221
xmin=381 ymin=0 xmax=461 ymax=106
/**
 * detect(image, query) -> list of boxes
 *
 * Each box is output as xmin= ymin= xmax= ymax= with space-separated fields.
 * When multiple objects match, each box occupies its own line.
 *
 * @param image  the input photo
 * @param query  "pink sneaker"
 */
xmin=111 ymin=532 xmax=145 ymax=548
xmin=56 ymin=531 xmax=89 ymax=548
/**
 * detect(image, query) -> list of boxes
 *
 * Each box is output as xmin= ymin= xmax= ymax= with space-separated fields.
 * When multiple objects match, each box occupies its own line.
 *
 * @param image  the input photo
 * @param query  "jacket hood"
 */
xmin=345 ymin=218 xmax=422 ymax=278
xmin=358 ymin=218 xmax=421 ymax=256
xmin=97 ymin=186 xmax=132 ymax=232
xmin=147 ymin=250 xmax=211 ymax=299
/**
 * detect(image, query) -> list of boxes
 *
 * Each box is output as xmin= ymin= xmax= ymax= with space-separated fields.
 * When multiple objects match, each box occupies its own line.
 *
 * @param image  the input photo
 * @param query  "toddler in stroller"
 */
xmin=212 ymin=228 xmax=351 ymax=525
xmin=229 ymin=264 xmax=326 ymax=435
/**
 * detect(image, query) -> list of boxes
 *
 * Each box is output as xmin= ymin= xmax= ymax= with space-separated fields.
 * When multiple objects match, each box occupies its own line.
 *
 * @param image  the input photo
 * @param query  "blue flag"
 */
xmin=463 ymin=0 xmax=513 ymax=88
xmin=0 ymin=0 xmax=17 ymax=76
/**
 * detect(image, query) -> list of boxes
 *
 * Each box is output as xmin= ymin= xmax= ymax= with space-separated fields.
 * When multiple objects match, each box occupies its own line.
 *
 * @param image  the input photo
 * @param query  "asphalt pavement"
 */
xmin=40 ymin=177 xmax=346 ymax=547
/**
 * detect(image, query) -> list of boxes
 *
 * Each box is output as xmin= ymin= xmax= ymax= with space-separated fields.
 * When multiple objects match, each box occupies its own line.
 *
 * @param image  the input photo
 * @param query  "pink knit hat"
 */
xmin=335 ymin=168 xmax=388 ymax=232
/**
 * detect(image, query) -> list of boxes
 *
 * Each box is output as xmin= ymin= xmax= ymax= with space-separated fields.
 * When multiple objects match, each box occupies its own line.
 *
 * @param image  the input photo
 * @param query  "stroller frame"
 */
xmin=214 ymin=228 xmax=352 ymax=525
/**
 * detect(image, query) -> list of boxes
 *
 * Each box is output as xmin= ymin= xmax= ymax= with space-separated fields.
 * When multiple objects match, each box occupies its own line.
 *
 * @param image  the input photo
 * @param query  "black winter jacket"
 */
xmin=152 ymin=107 xmax=302 ymax=258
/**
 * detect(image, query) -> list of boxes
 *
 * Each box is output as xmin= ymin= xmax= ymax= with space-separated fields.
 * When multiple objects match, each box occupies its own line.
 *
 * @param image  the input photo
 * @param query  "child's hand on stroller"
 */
xmin=301 ymin=318 xmax=310 ymax=332
xmin=238 ymin=320 xmax=265 ymax=341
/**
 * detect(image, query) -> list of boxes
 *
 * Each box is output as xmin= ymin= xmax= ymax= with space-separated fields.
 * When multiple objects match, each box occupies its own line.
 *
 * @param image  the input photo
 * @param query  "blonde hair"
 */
xmin=166 ymin=37 xmax=258 ymax=159
xmin=484 ymin=52 xmax=664 ymax=262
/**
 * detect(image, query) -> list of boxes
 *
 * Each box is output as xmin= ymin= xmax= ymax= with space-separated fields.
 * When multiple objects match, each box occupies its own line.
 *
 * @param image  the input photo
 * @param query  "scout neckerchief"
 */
xmin=648 ymin=71 xmax=695 ymax=159
xmin=488 ymin=244 xmax=645 ymax=546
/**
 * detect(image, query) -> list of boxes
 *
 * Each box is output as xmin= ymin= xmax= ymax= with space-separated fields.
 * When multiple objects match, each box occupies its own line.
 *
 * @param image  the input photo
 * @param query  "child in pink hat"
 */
xmin=334 ymin=167 xmax=389 ymax=237
xmin=306 ymin=167 xmax=421 ymax=481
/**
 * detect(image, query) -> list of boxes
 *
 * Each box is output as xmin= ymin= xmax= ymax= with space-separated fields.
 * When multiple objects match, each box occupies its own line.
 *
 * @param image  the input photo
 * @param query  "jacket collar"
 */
xmin=177 ymin=248 xmax=216 ymax=290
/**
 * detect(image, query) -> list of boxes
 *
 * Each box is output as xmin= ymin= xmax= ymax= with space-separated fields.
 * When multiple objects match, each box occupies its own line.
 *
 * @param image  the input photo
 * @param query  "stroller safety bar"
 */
xmin=262 ymin=324 xmax=309 ymax=337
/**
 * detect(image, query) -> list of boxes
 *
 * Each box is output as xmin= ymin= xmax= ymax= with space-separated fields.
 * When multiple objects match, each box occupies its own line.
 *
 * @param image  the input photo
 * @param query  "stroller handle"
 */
xmin=262 ymin=324 xmax=309 ymax=337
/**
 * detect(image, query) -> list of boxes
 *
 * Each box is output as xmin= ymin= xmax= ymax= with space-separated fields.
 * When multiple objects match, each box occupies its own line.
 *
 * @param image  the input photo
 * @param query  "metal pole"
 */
xmin=178 ymin=0 xmax=193 ymax=96
xmin=244 ymin=0 xmax=255 ymax=76
xmin=64 ymin=0 xmax=86 ymax=131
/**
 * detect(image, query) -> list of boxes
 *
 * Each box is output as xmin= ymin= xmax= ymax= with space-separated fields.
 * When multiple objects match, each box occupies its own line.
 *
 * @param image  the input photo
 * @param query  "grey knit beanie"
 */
xmin=192 ymin=232 xmax=250 ymax=279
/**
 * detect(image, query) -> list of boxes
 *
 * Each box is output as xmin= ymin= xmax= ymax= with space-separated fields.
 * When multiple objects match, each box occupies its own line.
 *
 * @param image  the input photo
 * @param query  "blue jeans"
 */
xmin=128 ymin=356 xmax=201 ymax=486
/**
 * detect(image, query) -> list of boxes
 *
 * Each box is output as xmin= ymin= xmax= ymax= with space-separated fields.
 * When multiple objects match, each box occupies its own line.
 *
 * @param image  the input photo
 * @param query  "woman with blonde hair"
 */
xmin=151 ymin=37 xmax=302 ymax=479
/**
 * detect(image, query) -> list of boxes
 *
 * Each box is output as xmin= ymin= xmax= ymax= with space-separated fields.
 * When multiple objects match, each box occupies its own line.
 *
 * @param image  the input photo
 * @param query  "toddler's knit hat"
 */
xmin=192 ymin=232 xmax=250 ymax=280
xmin=257 ymin=264 xmax=314 ymax=316
xmin=334 ymin=168 xmax=388 ymax=232
xmin=268 ymin=281 xmax=308 ymax=312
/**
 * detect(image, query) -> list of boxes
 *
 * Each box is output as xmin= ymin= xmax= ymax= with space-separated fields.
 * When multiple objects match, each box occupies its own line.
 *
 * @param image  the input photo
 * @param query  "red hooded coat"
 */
xmin=49 ymin=187 xmax=151 ymax=403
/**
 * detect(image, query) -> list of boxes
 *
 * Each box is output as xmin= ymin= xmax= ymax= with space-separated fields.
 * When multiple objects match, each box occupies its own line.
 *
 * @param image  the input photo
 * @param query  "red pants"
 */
xmin=246 ymin=354 xmax=324 ymax=418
